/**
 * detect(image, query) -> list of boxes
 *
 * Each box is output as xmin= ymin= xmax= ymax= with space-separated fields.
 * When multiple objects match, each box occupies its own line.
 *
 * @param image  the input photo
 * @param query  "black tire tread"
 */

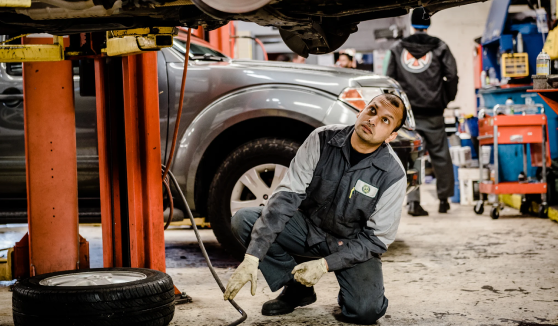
xmin=13 ymin=302 xmax=175 ymax=326
xmin=12 ymin=268 xmax=175 ymax=326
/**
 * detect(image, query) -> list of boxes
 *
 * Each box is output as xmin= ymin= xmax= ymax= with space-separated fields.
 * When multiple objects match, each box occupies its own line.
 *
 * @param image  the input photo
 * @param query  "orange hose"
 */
xmin=162 ymin=27 xmax=192 ymax=182
xmin=254 ymin=38 xmax=268 ymax=61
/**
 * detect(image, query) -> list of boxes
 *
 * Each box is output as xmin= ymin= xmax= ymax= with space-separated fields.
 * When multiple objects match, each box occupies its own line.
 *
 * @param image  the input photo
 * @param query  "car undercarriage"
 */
xmin=1 ymin=0 xmax=486 ymax=57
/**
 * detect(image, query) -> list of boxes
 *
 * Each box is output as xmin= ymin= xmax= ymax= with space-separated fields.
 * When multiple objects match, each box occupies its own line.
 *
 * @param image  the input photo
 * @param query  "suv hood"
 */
xmin=230 ymin=59 xmax=400 ymax=95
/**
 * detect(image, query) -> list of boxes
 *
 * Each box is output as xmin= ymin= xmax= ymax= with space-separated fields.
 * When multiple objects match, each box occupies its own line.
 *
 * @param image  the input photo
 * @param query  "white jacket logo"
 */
xmin=401 ymin=48 xmax=432 ymax=73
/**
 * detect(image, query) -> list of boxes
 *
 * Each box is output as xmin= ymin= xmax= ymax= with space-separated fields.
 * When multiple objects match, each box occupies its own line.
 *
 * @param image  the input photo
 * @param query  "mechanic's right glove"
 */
xmin=223 ymin=254 xmax=259 ymax=301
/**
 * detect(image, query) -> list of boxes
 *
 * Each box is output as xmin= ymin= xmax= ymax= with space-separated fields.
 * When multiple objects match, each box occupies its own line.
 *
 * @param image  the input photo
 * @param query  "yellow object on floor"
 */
xmin=0 ymin=248 xmax=13 ymax=281
xmin=500 ymin=194 xmax=558 ymax=222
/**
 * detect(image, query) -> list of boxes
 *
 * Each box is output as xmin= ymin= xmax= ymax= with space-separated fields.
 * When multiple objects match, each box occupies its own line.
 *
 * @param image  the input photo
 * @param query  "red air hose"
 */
xmin=163 ymin=28 xmax=191 ymax=230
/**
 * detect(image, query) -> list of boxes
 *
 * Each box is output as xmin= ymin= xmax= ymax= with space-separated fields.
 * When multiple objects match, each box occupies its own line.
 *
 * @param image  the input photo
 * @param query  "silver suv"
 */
xmin=0 ymin=33 xmax=423 ymax=257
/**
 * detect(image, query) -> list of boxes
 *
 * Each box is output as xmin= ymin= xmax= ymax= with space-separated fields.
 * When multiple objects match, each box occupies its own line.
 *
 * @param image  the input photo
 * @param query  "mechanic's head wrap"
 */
xmin=411 ymin=8 xmax=430 ymax=30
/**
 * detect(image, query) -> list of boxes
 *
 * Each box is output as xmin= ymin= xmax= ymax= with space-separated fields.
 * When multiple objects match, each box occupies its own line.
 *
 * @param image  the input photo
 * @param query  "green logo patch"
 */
xmin=355 ymin=180 xmax=378 ymax=198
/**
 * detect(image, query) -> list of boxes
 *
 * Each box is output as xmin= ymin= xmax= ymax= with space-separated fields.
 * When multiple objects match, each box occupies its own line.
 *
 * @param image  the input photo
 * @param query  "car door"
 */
xmin=0 ymin=61 xmax=98 ymax=213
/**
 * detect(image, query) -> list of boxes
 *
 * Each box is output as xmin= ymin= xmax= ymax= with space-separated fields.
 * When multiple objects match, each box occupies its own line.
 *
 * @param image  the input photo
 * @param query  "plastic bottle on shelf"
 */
xmin=536 ymin=51 xmax=551 ymax=76
xmin=480 ymin=70 xmax=487 ymax=87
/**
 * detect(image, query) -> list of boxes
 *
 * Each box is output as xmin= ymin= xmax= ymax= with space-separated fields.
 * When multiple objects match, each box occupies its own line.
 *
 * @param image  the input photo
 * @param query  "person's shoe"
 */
xmin=261 ymin=282 xmax=317 ymax=316
xmin=408 ymin=201 xmax=429 ymax=216
xmin=439 ymin=199 xmax=450 ymax=213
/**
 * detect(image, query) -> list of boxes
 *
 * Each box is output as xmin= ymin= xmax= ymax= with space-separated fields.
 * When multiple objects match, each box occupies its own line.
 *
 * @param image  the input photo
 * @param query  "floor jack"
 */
xmin=4 ymin=28 xmax=246 ymax=325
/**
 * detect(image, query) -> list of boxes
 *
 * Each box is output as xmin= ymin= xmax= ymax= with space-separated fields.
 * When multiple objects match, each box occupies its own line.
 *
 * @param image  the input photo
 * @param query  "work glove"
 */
xmin=291 ymin=258 xmax=328 ymax=287
xmin=223 ymin=254 xmax=259 ymax=301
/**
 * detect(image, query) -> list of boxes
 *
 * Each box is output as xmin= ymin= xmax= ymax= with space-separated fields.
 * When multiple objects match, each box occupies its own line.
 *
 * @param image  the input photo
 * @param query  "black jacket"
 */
xmin=246 ymin=125 xmax=407 ymax=271
xmin=386 ymin=32 xmax=458 ymax=117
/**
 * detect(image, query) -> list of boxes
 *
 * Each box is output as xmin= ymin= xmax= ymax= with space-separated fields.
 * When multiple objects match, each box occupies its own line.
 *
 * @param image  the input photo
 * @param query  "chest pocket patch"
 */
xmin=355 ymin=179 xmax=378 ymax=198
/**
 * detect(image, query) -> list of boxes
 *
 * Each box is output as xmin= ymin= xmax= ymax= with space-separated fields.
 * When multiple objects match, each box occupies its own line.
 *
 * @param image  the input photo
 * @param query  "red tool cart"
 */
xmin=474 ymin=105 xmax=551 ymax=219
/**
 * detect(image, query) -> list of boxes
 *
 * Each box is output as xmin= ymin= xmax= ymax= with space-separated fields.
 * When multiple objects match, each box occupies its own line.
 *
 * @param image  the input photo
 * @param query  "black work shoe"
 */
xmin=408 ymin=201 xmax=429 ymax=216
xmin=439 ymin=199 xmax=450 ymax=213
xmin=261 ymin=282 xmax=317 ymax=316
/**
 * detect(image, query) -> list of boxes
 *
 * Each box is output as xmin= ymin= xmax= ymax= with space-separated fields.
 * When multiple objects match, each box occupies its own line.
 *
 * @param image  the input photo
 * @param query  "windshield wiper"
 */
xmin=190 ymin=54 xmax=227 ymax=62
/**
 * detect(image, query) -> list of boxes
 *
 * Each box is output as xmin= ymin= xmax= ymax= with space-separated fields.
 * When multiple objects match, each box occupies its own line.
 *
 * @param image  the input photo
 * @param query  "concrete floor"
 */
xmin=0 ymin=184 xmax=557 ymax=325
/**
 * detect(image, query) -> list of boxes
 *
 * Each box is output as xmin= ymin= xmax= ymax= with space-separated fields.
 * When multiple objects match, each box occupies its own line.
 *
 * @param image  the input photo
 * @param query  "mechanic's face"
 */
xmin=355 ymin=96 xmax=403 ymax=146
xmin=338 ymin=55 xmax=352 ymax=68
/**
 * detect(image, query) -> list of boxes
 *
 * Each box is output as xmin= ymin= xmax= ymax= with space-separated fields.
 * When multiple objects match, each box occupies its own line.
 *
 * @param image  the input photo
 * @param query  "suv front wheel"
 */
xmin=208 ymin=138 xmax=300 ymax=260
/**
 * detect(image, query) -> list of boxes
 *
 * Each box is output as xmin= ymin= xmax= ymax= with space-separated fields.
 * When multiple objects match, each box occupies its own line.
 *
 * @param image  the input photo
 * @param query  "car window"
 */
xmin=5 ymin=63 xmax=22 ymax=76
xmin=173 ymin=38 xmax=228 ymax=59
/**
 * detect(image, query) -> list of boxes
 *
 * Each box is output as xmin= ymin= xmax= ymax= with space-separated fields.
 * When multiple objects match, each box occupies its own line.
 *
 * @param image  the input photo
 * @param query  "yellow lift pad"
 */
xmin=0 ymin=35 xmax=64 ymax=62
xmin=105 ymin=27 xmax=178 ymax=56
xmin=0 ymin=0 xmax=30 ymax=7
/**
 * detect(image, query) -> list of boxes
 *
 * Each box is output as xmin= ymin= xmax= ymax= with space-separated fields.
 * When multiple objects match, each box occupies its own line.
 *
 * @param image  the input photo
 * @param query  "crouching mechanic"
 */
xmin=224 ymin=93 xmax=408 ymax=324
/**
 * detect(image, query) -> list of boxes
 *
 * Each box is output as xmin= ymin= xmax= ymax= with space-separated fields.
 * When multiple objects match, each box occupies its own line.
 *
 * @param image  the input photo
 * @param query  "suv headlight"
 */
xmin=338 ymin=87 xmax=415 ymax=130
xmin=399 ymin=92 xmax=415 ymax=130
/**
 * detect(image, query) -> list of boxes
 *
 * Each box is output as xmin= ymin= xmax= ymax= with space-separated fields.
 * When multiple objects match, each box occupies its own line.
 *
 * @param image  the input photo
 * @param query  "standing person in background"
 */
xmin=293 ymin=55 xmax=306 ymax=64
xmin=385 ymin=7 xmax=458 ymax=216
xmin=275 ymin=54 xmax=292 ymax=62
xmin=337 ymin=52 xmax=354 ymax=68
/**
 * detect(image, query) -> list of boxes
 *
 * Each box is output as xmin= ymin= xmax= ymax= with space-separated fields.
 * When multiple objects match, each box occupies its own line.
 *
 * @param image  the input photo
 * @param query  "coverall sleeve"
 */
xmin=246 ymin=130 xmax=321 ymax=260
xmin=324 ymin=176 xmax=406 ymax=271
xmin=441 ymin=44 xmax=459 ymax=104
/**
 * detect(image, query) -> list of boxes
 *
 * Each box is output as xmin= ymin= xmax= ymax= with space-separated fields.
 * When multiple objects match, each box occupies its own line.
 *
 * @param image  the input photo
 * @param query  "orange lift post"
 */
xmin=14 ymin=35 xmax=89 ymax=277
xmin=13 ymin=34 xmax=166 ymax=278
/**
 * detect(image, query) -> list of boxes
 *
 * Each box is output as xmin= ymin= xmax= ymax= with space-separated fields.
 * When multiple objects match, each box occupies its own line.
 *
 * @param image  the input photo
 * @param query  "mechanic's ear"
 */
xmin=385 ymin=131 xmax=398 ymax=144
xmin=356 ymin=111 xmax=361 ymax=118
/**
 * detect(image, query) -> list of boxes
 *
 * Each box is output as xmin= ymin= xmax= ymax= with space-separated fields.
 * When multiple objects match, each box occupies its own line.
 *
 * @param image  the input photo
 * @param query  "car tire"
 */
xmin=12 ymin=268 xmax=175 ymax=326
xmin=208 ymin=138 xmax=300 ymax=261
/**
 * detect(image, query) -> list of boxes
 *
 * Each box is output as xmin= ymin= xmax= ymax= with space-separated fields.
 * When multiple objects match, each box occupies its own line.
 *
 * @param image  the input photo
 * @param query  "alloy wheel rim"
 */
xmin=39 ymin=271 xmax=147 ymax=286
xmin=230 ymin=163 xmax=288 ymax=216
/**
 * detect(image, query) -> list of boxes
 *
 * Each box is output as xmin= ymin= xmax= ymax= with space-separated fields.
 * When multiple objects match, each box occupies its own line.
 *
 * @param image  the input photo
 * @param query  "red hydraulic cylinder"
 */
xmin=95 ymin=53 xmax=166 ymax=272
xmin=22 ymin=37 xmax=79 ymax=276
xmin=121 ymin=53 xmax=166 ymax=271
xmin=94 ymin=58 xmax=119 ymax=268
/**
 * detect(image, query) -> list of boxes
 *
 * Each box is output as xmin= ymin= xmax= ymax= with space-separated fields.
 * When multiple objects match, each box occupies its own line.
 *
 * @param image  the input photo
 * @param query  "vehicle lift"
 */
xmin=4 ymin=28 xmax=184 ymax=297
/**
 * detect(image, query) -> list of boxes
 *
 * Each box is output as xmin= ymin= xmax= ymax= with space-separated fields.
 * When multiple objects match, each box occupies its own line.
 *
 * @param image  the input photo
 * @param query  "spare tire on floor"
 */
xmin=12 ymin=267 xmax=175 ymax=326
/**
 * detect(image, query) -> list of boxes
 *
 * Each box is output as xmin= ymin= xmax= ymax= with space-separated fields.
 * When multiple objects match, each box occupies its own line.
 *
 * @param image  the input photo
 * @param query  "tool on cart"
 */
xmin=474 ymin=104 xmax=550 ymax=219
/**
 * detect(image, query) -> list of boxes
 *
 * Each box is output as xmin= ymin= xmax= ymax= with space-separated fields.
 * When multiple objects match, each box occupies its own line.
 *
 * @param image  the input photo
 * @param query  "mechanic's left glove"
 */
xmin=291 ymin=258 xmax=328 ymax=287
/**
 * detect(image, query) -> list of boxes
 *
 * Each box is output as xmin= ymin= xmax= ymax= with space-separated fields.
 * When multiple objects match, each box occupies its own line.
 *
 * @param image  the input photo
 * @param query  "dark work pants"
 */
xmin=231 ymin=207 xmax=388 ymax=325
xmin=407 ymin=114 xmax=454 ymax=203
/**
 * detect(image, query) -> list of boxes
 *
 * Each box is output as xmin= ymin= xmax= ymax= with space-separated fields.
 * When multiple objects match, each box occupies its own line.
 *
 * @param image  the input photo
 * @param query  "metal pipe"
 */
xmin=165 ymin=167 xmax=247 ymax=325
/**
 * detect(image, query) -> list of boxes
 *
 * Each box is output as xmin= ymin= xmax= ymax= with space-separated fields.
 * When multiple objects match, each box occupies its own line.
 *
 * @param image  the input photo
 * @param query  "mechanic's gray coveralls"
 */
xmin=231 ymin=125 xmax=407 ymax=324
xmin=385 ymin=32 xmax=458 ymax=202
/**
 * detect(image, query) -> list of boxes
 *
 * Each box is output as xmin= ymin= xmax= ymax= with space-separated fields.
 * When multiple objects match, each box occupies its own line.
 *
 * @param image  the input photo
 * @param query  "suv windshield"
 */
xmin=173 ymin=39 xmax=228 ymax=60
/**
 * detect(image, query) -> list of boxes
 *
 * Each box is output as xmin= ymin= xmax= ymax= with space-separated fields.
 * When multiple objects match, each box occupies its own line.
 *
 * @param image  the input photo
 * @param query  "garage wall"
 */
xmin=427 ymin=1 xmax=493 ymax=114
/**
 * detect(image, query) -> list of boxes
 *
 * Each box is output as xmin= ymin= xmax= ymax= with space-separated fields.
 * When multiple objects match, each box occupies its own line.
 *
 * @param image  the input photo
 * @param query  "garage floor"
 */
xmin=0 ymin=184 xmax=557 ymax=325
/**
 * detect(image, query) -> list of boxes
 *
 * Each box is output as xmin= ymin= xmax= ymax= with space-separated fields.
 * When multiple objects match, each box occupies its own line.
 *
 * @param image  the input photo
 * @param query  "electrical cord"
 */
xmin=162 ymin=165 xmax=248 ymax=326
